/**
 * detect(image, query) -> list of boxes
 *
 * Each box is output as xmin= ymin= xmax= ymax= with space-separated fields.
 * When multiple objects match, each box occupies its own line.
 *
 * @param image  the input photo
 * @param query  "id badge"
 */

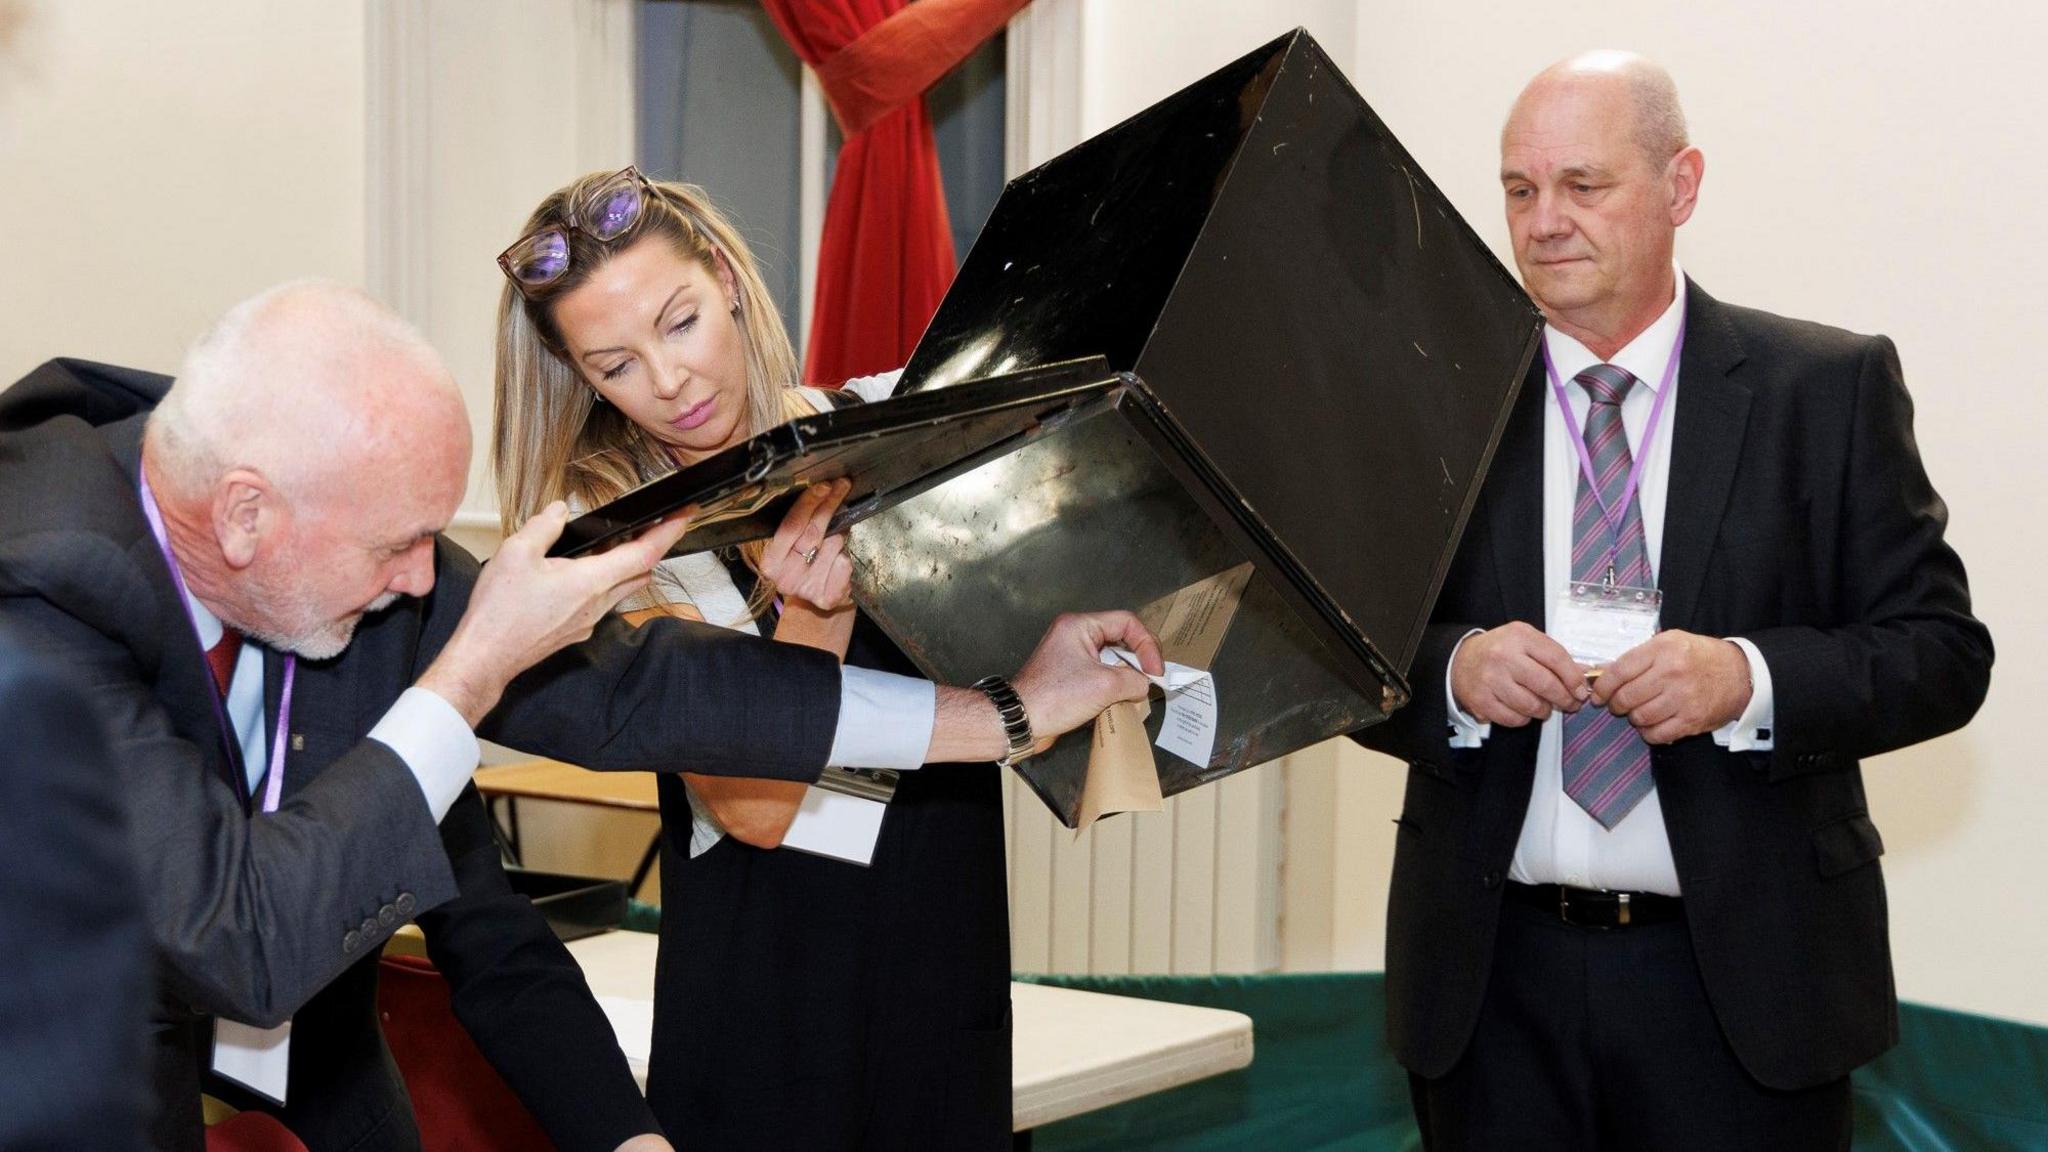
xmin=1551 ymin=581 xmax=1662 ymax=669
xmin=212 ymin=1016 xmax=291 ymax=1105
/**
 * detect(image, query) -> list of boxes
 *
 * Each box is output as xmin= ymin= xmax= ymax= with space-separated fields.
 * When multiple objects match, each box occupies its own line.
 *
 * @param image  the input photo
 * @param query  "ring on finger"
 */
xmin=801 ymin=545 xmax=819 ymax=565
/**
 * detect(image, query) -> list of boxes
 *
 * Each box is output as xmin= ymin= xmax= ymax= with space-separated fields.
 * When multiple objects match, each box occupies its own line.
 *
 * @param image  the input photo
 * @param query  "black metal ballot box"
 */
xmin=848 ymin=28 xmax=1543 ymax=826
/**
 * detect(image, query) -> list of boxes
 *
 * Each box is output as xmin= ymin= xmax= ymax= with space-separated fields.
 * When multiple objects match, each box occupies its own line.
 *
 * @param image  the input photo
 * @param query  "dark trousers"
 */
xmin=1410 ymin=891 xmax=1852 ymax=1151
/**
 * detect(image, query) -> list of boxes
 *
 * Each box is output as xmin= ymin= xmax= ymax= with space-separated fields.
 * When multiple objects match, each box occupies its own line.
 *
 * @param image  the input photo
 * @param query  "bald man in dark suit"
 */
xmin=1355 ymin=53 xmax=1991 ymax=1150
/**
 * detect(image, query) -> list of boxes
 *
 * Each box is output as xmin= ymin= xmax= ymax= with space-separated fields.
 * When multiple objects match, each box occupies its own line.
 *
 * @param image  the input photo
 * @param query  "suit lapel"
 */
xmin=1487 ymin=359 xmax=1548 ymax=626
xmin=106 ymin=418 xmax=253 ymax=802
xmin=1658 ymin=281 xmax=1751 ymax=633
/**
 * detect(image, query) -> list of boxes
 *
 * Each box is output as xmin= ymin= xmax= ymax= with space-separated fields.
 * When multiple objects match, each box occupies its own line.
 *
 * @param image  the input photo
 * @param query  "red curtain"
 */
xmin=762 ymin=0 xmax=1030 ymax=384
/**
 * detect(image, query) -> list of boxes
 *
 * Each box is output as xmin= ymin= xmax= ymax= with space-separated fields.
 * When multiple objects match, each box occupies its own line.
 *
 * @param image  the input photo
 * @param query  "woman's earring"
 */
xmin=729 ymin=297 xmax=740 ymax=314
xmin=590 ymin=387 xmax=608 ymax=406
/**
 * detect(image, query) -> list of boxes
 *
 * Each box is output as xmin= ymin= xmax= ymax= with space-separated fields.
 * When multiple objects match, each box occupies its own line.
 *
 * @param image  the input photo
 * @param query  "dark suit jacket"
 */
xmin=0 ymin=359 xmax=848 ymax=1149
xmin=0 ymin=631 xmax=153 ymax=1152
xmin=1355 ymin=281 xmax=1992 ymax=1091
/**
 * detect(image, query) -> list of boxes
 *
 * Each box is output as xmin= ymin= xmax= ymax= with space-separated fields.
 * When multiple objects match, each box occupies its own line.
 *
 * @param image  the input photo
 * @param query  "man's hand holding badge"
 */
xmin=1451 ymin=619 xmax=1753 ymax=745
xmin=1450 ymin=622 xmax=1591 ymax=727
xmin=1589 ymin=630 xmax=1753 ymax=745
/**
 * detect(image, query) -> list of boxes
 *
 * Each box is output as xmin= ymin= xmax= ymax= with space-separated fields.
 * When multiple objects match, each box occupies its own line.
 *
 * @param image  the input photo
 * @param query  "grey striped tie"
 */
xmin=1561 ymin=363 xmax=1654 ymax=829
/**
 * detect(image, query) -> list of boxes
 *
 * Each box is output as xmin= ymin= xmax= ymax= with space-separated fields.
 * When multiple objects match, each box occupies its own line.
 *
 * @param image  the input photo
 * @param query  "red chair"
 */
xmin=375 ymin=953 xmax=555 ymax=1151
xmin=204 ymin=1111 xmax=308 ymax=1152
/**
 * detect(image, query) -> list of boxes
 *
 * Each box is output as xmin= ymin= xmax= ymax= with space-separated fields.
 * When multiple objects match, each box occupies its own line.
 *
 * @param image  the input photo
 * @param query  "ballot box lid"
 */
xmin=546 ymin=360 xmax=1121 ymax=560
xmin=900 ymin=27 xmax=1543 ymax=678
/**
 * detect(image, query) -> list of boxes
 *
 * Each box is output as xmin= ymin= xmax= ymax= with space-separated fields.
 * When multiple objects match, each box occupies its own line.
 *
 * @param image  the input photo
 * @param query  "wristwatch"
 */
xmin=972 ymin=675 xmax=1036 ymax=768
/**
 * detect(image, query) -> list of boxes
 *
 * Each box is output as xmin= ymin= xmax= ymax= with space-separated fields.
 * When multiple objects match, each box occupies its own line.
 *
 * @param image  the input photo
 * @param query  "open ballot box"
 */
xmin=850 ymin=28 xmax=1542 ymax=827
xmin=557 ymin=29 xmax=1541 ymax=827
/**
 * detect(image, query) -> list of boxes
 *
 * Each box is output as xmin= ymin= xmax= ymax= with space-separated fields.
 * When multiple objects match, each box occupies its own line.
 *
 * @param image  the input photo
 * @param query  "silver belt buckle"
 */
xmin=1557 ymin=885 xmax=1630 ymax=927
xmin=814 ymin=766 xmax=900 ymax=804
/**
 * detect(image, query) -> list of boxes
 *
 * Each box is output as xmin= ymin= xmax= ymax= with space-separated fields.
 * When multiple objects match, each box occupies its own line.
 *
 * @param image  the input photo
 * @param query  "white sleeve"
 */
xmin=1445 ymin=629 xmax=1492 ymax=748
xmin=840 ymin=368 xmax=904 ymax=403
xmin=826 ymin=664 xmax=936 ymax=770
xmin=367 ymin=687 xmax=482 ymax=822
xmin=1713 ymin=637 xmax=1777 ymax=752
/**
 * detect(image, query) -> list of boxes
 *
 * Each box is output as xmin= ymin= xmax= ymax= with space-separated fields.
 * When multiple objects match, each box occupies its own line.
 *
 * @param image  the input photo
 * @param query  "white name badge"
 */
xmin=1551 ymin=581 xmax=1662 ymax=668
xmin=213 ymin=1016 xmax=291 ymax=1105
xmin=779 ymin=786 xmax=888 ymax=867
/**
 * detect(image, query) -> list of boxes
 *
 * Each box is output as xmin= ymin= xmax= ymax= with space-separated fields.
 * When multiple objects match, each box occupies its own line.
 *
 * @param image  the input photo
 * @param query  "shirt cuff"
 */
xmin=1445 ymin=629 xmax=1492 ymax=748
xmin=368 ymin=687 xmax=481 ymax=822
xmin=827 ymin=665 xmax=936 ymax=771
xmin=1713 ymin=637 xmax=1776 ymax=752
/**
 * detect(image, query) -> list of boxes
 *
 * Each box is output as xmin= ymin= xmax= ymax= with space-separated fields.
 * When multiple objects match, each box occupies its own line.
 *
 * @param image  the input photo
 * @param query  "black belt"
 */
xmin=1506 ymin=882 xmax=1683 ymax=929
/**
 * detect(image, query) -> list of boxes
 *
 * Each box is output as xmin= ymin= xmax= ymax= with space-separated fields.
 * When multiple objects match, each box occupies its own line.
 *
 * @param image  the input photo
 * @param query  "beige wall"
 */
xmin=0 ymin=0 xmax=632 ymax=515
xmin=1075 ymin=1 xmax=1355 ymax=137
xmin=0 ymin=1 xmax=368 ymax=379
xmin=404 ymin=0 xmax=635 ymax=527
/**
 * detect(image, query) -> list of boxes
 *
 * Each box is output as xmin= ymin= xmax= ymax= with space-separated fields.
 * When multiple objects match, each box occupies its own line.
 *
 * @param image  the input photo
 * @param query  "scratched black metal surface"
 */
xmin=847 ymin=28 xmax=1542 ymax=826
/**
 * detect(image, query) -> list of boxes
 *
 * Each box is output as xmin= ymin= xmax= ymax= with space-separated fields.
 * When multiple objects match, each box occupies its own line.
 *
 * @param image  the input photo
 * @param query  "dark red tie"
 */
xmin=205 ymin=631 xmax=242 ymax=699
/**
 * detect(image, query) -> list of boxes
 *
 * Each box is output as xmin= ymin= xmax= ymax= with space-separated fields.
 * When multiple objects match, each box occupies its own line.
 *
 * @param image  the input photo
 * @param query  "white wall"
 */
xmin=1075 ymin=1 xmax=1355 ymax=137
xmin=0 ymin=0 xmax=631 ymax=525
xmin=0 ymin=1 xmax=368 ymax=379
xmin=403 ymin=0 xmax=635 ymax=527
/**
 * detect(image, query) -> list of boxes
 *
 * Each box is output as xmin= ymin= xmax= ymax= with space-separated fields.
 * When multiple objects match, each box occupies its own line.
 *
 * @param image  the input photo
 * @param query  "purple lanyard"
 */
xmin=1544 ymin=323 xmax=1684 ymax=585
xmin=138 ymin=467 xmax=296 ymax=813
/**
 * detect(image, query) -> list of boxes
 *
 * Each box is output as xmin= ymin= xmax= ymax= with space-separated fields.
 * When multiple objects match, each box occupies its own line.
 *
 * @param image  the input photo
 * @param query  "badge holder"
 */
xmin=1551 ymin=580 xmax=1662 ymax=675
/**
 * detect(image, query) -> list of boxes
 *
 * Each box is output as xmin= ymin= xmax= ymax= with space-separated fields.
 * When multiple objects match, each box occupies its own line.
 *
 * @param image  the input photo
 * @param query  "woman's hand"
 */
xmin=759 ymin=478 xmax=855 ymax=611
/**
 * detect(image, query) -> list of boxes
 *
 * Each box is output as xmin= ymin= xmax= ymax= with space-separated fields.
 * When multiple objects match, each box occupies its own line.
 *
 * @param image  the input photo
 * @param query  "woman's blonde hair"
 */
xmin=491 ymin=171 xmax=809 ymax=619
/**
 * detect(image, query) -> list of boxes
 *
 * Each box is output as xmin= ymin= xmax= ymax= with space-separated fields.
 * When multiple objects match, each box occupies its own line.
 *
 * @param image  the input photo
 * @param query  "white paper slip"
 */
xmin=213 ymin=1017 xmax=292 ymax=1105
xmin=1099 ymin=647 xmax=1211 ymax=691
xmin=1100 ymin=647 xmax=1221 ymax=768
xmin=1155 ymin=674 xmax=1220 ymax=767
xmin=779 ymin=784 xmax=888 ymax=866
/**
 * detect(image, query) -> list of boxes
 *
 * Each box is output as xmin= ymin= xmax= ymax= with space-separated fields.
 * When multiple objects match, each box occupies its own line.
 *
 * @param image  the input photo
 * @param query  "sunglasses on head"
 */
xmin=497 ymin=165 xmax=657 ymax=293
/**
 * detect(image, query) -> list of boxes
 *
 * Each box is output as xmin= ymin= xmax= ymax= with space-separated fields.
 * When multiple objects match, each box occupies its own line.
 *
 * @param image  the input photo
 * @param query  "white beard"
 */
xmin=243 ymin=590 xmax=400 ymax=661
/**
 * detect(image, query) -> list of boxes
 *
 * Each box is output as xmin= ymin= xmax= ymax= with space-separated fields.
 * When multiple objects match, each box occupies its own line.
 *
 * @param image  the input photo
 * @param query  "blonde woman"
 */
xmin=492 ymin=168 xmax=1011 ymax=1150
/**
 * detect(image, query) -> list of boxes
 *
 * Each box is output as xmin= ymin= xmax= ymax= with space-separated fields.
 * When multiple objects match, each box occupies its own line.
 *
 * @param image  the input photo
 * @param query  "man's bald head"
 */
xmin=144 ymin=281 xmax=470 ymax=658
xmin=149 ymin=280 xmax=469 ymax=505
xmin=1499 ymin=51 xmax=1703 ymax=357
xmin=1508 ymin=51 xmax=1689 ymax=170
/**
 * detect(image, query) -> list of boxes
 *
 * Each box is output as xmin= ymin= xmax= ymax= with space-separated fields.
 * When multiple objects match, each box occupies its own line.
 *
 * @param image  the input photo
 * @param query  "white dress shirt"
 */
xmin=1445 ymin=276 xmax=1776 ymax=895
xmin=149 ymin=506 xmax=477 ymax=822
